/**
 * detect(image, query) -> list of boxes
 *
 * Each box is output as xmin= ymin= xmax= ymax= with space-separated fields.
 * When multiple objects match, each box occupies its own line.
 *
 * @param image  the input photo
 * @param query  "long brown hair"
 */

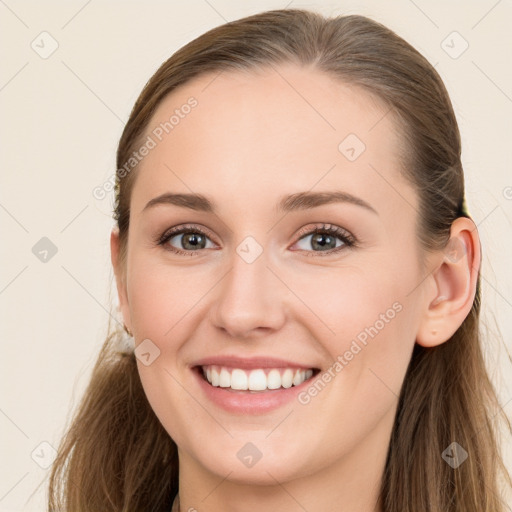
xmin=48 ymin=9 xmax=511 ymax=511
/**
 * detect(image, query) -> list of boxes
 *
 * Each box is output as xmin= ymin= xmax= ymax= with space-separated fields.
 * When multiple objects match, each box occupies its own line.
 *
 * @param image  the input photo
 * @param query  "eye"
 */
xmin=291 ymin=223 xmax=356 ymax=256
xmin=157 ymin=224 xmax=216 ymax=256
xmin=156 ymin=223 xmax=356 ymax=257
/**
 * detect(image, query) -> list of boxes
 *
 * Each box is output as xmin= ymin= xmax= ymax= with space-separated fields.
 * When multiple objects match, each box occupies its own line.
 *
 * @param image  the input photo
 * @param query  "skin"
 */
xmin=111 ymin=63 xmax=480 ymax=512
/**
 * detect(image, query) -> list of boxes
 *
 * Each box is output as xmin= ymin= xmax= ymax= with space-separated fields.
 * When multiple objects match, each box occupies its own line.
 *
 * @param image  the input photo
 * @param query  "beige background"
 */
xmin=1 ymin=1 xmax=511 ymax=510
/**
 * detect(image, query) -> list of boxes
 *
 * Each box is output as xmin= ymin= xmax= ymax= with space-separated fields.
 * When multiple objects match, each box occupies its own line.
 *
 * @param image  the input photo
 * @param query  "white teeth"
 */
xmin=281 ymin=368 xmax=293 ymax=388
xmin=231 ymin=369 xmax=248 ymax=390
xmin=292 ymin=369 xmax=305 ymax=386
xmin=219 ymin=367 xmax=231 ymax=387
xmin=248 ymin=369 xmax=267 ymax=391
xmin=211 ymin=367 xmax=220 ymax=387
xmin=267 ymin=369 xmax=281 ymax=389
xmin=201 ymin=365 xmax=315 ymax=391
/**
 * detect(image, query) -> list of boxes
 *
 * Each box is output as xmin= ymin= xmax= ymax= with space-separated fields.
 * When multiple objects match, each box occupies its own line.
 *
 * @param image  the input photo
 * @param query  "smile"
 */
xmin=200 ymin=365 xmax=316 ymax=392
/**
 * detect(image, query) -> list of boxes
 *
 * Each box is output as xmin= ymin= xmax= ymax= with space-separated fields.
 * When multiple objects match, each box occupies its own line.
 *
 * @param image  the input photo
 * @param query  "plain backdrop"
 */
xmin=1 ymin=1 xmax=511 ymax=510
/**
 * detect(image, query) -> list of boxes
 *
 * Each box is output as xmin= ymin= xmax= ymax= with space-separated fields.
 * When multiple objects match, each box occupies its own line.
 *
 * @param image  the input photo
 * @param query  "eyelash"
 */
xmin=156 ymin=223 xmax=356 ymax=257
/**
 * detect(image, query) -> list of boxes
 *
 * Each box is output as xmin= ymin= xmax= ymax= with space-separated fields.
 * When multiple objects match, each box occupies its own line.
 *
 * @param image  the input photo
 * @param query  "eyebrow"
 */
xmin=142 ymin=190 xmax=378 ymax=215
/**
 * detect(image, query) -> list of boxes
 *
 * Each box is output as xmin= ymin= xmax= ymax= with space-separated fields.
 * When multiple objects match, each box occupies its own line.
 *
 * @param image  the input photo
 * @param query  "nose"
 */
xmin=209 ymin=247 xmax=287 ymax=339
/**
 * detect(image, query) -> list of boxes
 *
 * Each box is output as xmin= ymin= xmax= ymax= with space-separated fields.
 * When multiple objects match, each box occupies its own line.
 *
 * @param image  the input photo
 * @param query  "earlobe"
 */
xmin=110 ymin=227 xmax=120 ymax=274
xmin=416 ymin=217 xmax=481 ymax=348
xmin=110 ymin=228 xmax=132 ymax=334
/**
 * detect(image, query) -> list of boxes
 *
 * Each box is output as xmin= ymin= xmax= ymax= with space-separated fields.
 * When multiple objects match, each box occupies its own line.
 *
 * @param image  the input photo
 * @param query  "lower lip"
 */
xmin=192 ymin=367 xmax=316 ymax=414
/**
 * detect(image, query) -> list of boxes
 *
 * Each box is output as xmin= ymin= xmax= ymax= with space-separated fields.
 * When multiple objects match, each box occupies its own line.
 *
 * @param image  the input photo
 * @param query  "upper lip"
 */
xmin=192 ymin=355 xmax=318 ymax=370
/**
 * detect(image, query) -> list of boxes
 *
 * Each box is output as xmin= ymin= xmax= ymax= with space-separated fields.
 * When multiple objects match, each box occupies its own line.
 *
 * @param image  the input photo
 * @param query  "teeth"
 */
xmin=219 ymin=368 xmax=231 ymax=387
xmin=202 ymin=365 xmax=315 ymax=391
xmin=281 ymin=368 xmax=293 ymax=388
xmin=292 ymin=369 xmax=305 ymax=386
xmin=211 ymin=367 xmax=220 ymax=387
xmin=248 ymin=369 xmax=267 ymax=391
xmin=231 ymin=369 xmax=248 ymax=390
xmin=267 ymin=369 xmax=281 ymax=389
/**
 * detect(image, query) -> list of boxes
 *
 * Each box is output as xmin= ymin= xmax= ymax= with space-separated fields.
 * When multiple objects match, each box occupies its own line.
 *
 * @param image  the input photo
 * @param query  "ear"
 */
xmin=416 ymin=217 xmax=481 ymax=347
xmin=110 ymin=227 xmax=132 ymax=333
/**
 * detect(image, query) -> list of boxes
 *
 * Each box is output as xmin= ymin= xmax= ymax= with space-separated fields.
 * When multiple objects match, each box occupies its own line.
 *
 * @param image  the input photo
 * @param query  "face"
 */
xmin=115 ymin=64 xmax=430 ymax=485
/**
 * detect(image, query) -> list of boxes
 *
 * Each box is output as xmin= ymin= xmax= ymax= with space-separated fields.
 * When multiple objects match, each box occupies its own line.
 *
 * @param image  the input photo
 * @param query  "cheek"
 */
xmin=290 ymin=258 xmax=417 ymax=412
xmin=127 ymin=256 xmax=203 ymax=337
xmin=285 ymin=259 xmax=410 ymax=352
xmin=125 ymin=256 xmax=218 ymax=430
xmin=127 ymin=257 xmax=209 ymax=445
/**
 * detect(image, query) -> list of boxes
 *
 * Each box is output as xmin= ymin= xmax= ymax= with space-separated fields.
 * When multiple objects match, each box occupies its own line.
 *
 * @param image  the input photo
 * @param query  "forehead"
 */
xmin=131 ymin=64 xmax=411 ymax=218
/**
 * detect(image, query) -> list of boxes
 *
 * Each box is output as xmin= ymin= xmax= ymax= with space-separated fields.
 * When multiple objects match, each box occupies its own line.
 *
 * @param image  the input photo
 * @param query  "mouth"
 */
xmin=194 ymin=365 xmax=321 ymax=393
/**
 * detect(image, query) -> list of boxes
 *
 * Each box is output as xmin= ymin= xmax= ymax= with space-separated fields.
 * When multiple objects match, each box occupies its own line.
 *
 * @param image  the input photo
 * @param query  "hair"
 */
xmin=47 ymin=8 xmax=511 ymax=511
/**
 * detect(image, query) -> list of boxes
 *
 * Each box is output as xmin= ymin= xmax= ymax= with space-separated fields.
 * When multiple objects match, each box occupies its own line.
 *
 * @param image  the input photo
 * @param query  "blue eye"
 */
xmin=158 ymin=225 xmax=215 ymax=256
xmin=292 ymin=224 xmax=355 ymax=256
xmin=157 ymin=223 xmax=356 ymax=257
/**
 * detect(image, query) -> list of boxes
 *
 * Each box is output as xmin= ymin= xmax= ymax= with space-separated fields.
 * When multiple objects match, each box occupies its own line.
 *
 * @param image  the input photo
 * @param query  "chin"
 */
xmin=191 ymin=443 xmax=317 ymax=486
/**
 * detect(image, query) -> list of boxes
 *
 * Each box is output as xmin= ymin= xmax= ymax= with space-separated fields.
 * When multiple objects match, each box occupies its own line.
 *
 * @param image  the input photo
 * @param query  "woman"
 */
xmin=48 ymin=8 xmax=511 ymax=511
